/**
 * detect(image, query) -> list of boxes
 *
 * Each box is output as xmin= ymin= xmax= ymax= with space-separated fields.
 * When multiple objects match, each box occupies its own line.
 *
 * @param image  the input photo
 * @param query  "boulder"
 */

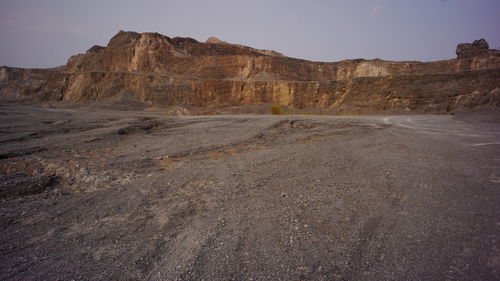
xmin=456 ymin=39 xmax=489 ymax=59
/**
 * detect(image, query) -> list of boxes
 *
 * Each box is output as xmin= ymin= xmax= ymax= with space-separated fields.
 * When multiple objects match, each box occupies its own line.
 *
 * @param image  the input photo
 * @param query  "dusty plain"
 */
xmin=0 ymin=102 xmax=499 ymax=280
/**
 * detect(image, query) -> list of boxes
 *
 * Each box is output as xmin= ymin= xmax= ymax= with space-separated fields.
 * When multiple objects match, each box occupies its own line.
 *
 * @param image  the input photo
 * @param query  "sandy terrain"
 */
xmin=1 ymin=102 xmax=499 ymax=280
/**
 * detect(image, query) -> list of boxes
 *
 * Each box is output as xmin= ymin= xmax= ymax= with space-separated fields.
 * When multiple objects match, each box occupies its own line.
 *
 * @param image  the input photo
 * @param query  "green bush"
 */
xmin=271 ymin=104 xmax=282 ymax=115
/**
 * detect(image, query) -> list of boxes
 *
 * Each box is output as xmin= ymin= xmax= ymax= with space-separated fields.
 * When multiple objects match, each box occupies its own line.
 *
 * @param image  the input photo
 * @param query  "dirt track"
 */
xmin=1 ymin=103 xmax=499 ymax=281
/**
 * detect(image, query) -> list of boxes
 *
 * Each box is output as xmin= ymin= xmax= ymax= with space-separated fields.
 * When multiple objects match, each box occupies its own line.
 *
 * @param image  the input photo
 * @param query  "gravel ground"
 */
xmin=0 ymin=103 xmax=499 ymax=281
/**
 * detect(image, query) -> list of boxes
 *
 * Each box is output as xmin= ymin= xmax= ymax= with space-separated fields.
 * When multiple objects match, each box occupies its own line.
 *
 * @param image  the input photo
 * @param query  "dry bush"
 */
xmin=271 ymin=104 xmax=282 ymax=115
xmin=271 ymin=104 xmax=294 ymax=115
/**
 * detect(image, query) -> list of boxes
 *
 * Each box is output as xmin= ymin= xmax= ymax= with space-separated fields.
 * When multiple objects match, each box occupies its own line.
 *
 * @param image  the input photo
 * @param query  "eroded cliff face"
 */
xmin=1 ymin=31 xmax=499 ymax=113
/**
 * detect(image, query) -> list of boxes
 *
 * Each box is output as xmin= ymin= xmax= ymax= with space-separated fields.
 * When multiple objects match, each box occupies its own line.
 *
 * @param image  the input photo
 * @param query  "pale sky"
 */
xmin=1 ymin=0 xmax=499 ymax=68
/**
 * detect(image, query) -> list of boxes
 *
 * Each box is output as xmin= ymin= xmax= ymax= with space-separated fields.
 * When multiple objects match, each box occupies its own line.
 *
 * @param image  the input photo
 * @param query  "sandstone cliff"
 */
xmin=1 ymin=31 xmax=499 ymax=114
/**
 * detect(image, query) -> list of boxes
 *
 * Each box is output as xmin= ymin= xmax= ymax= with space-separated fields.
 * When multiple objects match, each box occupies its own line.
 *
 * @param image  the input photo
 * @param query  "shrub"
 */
xmin=271 ymin=104 xmax=283 ymax=115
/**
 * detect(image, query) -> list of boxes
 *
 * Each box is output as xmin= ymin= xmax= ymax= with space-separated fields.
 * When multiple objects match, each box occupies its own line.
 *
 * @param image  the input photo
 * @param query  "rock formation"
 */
xmin=1 ymin=31 xmax=499 ymax=114
xmin=456 ymin=39 xmax=489 ymax=59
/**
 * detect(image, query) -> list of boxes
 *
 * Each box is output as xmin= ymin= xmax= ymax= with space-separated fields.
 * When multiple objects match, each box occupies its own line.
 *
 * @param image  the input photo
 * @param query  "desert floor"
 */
xmin=1 ymin=103 xmax=499 ymax=280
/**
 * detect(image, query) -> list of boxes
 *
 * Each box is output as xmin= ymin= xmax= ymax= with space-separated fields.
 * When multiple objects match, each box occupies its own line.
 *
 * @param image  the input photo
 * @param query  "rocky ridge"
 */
xmin=1 ymin=31 xmax=499 ymax=114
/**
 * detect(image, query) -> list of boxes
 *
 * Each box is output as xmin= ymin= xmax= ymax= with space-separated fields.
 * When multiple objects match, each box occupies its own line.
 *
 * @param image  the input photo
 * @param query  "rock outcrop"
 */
xmin=456 ymin=39 xmax=489 ymax=58
xmin=1 ymin=32 xmax=500 ymax=114
xmin=456 ymin=39 xmax=500 ymax=60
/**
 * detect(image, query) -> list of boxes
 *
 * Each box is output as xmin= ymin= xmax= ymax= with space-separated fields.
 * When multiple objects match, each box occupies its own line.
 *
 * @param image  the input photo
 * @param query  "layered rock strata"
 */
xmin=1 ymin=31 xmax=499 ymax=113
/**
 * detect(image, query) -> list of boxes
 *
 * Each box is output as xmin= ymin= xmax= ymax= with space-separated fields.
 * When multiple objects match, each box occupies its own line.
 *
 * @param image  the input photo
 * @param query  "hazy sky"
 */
xmin=1 ymin=0 xmax=499 ymax=68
